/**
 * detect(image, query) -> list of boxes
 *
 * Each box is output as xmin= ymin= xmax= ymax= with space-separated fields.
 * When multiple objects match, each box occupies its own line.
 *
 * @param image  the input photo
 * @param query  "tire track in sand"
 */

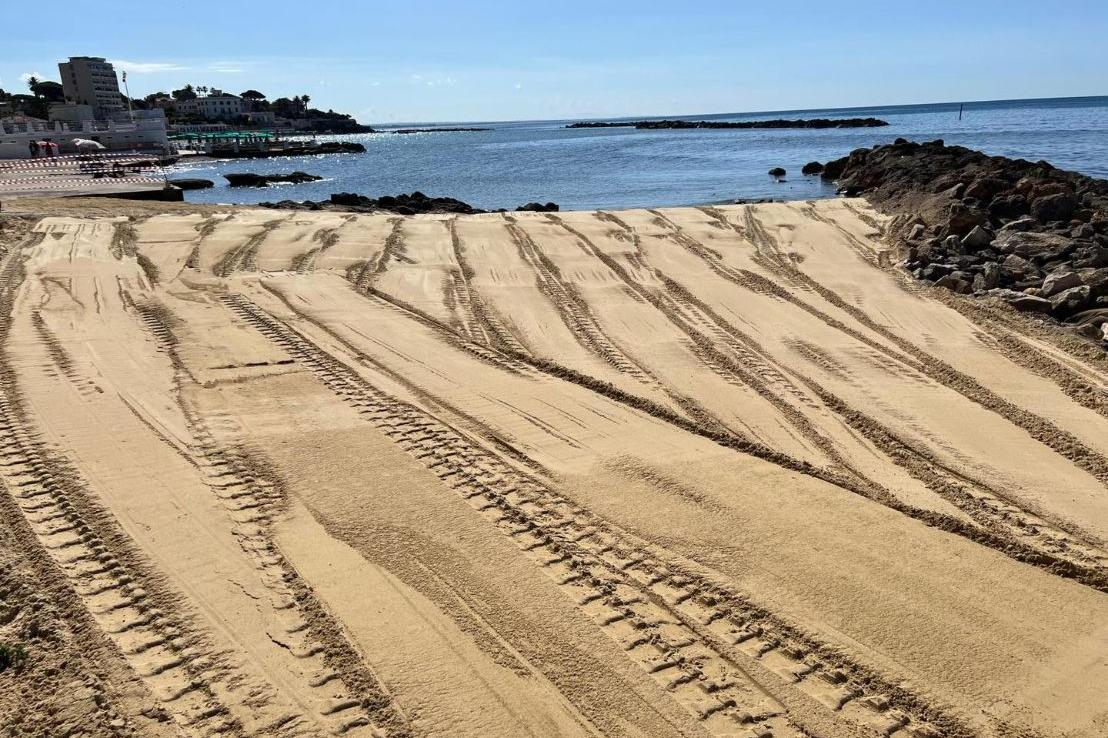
xmin=501 ymin=214 xmax=657 ymax=385
xmin=445 ymin=217 xmax=528 ymax=352
xmin=222 ymin=291 xmax=966 ymax=738
xmin=214 ymin=216 xmax=287 ymax=277
xmin=133 ymin=299 xmax=411 ymax=738
xmin=628 ymin=210 xmax=1108 ymax=591
xmin=575 ymin=211 xmax=858 ymax=470
xmin=690 ymin=205 xmax=1108 ymax=490
xmin=0 ymin=248 xmax=240 ymax=736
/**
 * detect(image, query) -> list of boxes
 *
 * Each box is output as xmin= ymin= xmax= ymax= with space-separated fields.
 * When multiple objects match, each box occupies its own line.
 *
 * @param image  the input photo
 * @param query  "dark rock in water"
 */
xmin=329 ymin=191 xmax=484 ymax=214
xmin=820 ymin=158 xmax=848 ymax=181
xmin=516 ymin=202 xmax=560 ymax=212
xmin=769 ymin=167 xmax=787 ymax=177
xmin=168 ymin=178 xmax=214 ymax=190
xmin=260 ymin=191 xmax=559 ymax=215
xmin=567 ymin=117 xmax=889 ymax=130
xmin=225 ymin=171 xmax=322 ymax=187
xmin=802 ymin=161 xmax=824 ymax=175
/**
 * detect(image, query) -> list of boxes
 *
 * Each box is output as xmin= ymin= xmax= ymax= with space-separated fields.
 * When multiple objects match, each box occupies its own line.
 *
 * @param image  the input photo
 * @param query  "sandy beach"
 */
xmin=0 ymin=196 xmax=1106 ymax=738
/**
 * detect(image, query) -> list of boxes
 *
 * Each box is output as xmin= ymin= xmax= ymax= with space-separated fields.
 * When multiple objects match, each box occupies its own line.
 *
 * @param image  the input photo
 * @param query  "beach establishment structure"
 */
xmin=0 ymin=112 xmax=172 ymax=159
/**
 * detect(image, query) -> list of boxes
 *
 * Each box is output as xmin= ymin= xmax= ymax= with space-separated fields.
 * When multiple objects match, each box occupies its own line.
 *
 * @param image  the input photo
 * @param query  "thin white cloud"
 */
xmin=208 ymin=61 xmax=243 ymax=74
xmin=20 ymin=71 xmax=46 ymax=83
xmin=109 ymin=60 xmax=189 ymax=73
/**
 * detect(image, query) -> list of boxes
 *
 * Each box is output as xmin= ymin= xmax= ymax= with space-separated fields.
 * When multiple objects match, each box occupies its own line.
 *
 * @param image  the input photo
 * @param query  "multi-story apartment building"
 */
xmin=58 ymin=56 xmax=124 ymax=118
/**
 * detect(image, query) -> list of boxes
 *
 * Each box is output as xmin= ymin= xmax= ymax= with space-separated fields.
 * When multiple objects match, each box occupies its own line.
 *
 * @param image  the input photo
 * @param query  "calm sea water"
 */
xmin=169 ymin=96 xmax=1107 ymax=211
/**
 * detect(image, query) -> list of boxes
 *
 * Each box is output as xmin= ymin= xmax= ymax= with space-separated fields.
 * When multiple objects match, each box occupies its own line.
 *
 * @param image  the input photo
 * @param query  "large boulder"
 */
xmin=801 ymin=161 xmax=824 ymax=175
xmin=961 ymin=225 xmax=993 ymax=251
xmin=988 ymin=289 xmax=1053 ymax=313
xmin=516 ymin=202 xmax=560 ymax=212
xmin=1040 ymin=269 xmax=1084 ymax=298
xmin=1000 ymin=253 xmax=1031 ymax=276
xmin=1050 ymin=285 xmax=1093 ymax=318
xmin=1031 ymin=192 xmax=1078 ymax=223
xmin=768 ymin=167 xmax=787 ymax=177
xmin=964 ymin=177 xmax=1009 ymax=202
xmin=934 ymin=274 xmax=971 ymax=293
xmin=946 ymin=202 xmax=987 ymax=236
xmin=993 ymin=230 xmax=1073 ymax=257
xmin=168 ymin=178 xmax=214 ymax=190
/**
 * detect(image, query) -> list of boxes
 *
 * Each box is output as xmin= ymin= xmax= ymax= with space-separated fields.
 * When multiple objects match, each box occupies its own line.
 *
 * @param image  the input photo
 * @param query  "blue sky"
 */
xmin=3 ymin=1 xmax=1105 ymax=123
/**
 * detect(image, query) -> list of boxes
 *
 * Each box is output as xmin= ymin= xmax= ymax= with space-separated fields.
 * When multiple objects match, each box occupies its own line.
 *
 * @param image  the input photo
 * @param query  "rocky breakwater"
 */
xmin=225 ymin=172 xmax=322 ymax=187
xmin=259 ymin=191 xmax=561 ymax=216
xmin=822 ymin=139 xmax=1108 ymax=344
xmin=567 ymin=117 xmax=889 ymax=130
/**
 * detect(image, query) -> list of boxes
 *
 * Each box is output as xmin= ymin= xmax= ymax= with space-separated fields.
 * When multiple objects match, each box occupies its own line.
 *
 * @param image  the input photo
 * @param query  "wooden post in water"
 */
xmin=959 ymin=104 xmax=964 ymax=120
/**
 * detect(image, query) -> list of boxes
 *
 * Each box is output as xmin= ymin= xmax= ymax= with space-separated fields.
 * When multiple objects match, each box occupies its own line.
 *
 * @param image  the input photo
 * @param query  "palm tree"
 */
xmin=26 ymin=76 xmax=41 ymax=97
xmin=300 ymin=94 xmax=311 ymax=114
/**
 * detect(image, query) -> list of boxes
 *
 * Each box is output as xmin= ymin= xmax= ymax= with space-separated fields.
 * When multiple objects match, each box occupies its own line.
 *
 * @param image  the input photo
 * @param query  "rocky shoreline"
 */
xmin=821 ymin=139 xmax=1108 ymax=343
xmin=567 ymin=117 xmax=889 ymax=130
xmin=259 ymin=191 xmax=558 ymax=216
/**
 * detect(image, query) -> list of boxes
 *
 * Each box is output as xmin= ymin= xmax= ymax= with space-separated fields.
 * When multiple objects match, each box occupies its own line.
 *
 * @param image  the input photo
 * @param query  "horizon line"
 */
xmin=367 ymin=92 xmax=1107 ymax=128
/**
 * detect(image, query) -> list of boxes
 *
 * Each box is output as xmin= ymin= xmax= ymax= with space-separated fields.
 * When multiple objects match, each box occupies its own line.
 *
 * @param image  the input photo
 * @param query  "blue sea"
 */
xmin=169 ymin=96 xmax=1108 ymax=211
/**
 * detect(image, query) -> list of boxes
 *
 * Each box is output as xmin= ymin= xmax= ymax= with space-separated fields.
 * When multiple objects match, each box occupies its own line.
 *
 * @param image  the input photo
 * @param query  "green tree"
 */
xmin=26 ymin=76 xmax=41 ymax=96
xmin=172 ymin=84 xmax=197 ymax=101
xmin=31 ymin=80 xmax=64 ymax=103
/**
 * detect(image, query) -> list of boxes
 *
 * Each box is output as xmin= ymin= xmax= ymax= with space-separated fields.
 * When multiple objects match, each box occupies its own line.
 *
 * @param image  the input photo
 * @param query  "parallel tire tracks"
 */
xmin=0 ymin=250 xmax=240 ymax=736
xmin=133 ymin=300 xmax=410 ymax=738
xmin=222 ymin=292 xmax=964 ymax=738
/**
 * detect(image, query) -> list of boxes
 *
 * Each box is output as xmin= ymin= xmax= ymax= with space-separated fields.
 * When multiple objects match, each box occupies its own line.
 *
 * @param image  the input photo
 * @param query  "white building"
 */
xmin=0 ymin=113 xmax=170 ymax=159
xmin=58 ymin=56 xmax=124 ymax=118
xmin=175 ymin=91 xmax=246 ymax=121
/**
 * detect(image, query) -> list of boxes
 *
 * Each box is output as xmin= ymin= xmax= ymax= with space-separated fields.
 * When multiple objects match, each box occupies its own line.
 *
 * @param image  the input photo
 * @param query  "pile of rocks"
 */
xmin=822 ymin=139 xmax=1108 ymax=342
xmin=258 ymin=191 xmax=562 ymax=216
xmin=329 ymin=191 xmax=481 ymax=214
xmin=516 ymin=202 xmax=560 ymax=212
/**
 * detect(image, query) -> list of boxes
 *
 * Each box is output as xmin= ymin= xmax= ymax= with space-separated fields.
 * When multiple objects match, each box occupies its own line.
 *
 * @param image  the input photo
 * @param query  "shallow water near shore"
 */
xmin=170 ymin=95 xmax=1108 ymax=211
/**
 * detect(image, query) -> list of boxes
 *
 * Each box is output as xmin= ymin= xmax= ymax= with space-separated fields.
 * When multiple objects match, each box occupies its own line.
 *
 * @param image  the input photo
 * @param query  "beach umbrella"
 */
xmin=73 ymin=139 xmax=106 ymax=150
